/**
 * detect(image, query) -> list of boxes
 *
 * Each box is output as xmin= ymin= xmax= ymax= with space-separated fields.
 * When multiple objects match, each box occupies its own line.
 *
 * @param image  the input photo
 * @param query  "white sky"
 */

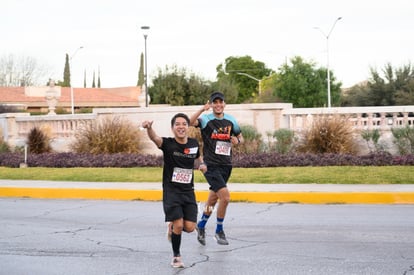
xmin=2 ymin=0 xmax=413 ymax=88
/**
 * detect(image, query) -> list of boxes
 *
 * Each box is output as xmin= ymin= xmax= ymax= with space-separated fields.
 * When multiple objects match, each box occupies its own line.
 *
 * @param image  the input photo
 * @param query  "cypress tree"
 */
xmin=137 ymin=52 xmax=144 ymax=86
xmin=63 ymin=54 xmax=71 ymax=87
xmin=83 ymin=69 xmax=86 ymax=88
xmin=97 ymin=67 xmax=101 ymax=88
xmin=92 ymin=71 xmax=96 ymax=88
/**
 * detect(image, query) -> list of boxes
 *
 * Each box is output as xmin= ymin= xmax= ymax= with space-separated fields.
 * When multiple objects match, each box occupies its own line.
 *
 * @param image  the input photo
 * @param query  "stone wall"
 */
xmin=1 ymin=103 xmax=413 ymax=155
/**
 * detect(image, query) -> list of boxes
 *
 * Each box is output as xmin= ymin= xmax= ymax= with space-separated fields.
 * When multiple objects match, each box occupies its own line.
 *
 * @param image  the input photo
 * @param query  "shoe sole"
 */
xmin=214 ymin=235 xmax=229 ymax=245
xmin=171 ymin=259 xmax=184 ymax=268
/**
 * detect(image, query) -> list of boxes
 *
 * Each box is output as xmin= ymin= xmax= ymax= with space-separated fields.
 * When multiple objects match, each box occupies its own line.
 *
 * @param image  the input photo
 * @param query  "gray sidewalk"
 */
xmin=1 ymin=179 xmax=414 ymax=204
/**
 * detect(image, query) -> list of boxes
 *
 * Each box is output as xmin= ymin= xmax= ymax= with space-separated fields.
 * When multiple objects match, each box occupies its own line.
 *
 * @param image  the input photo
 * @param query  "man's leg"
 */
xmin=214 ymin=187 xmax=230 ymax=245
xmin=196 ymin=191 xmax=217 ymax=245
xmin=215 ymin=187 xmax=230 ymax=220
xmin=171 ymin=218 xmax=184 ymax=268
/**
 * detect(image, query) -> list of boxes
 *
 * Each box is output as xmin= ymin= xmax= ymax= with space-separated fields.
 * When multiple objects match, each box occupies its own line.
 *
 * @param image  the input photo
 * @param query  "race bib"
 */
xmin=172 ymin=167 xmax=193 ymax=184
xmin=215 ymin=140 xmax=231 ymax=156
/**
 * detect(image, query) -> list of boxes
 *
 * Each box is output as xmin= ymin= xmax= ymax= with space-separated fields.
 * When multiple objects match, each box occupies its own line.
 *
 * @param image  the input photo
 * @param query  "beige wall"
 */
xmin=1 ymin=103 xmax=414 ymax=155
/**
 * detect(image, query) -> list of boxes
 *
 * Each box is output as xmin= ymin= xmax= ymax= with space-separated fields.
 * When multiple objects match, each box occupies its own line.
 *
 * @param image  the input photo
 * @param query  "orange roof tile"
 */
xmin=0 ymin=86 xmax=142 ymax=107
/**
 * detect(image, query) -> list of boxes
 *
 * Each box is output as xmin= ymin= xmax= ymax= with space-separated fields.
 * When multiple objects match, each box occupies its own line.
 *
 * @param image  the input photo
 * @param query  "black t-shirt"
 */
xmin=198 ymin=113 xmax=241 ymax=165
xmin=160 ymin=137 xmax=200 ymax=193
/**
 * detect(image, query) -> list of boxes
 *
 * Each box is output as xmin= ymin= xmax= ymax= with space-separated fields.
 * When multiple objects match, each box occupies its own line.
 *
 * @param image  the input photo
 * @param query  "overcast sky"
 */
xmin=2 ymin=0 xmax=413 ymax=88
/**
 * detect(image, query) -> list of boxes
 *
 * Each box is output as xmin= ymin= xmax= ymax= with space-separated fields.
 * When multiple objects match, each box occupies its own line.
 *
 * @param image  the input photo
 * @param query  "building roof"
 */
xmin=0 ymin=86 xmax=142 ymax=108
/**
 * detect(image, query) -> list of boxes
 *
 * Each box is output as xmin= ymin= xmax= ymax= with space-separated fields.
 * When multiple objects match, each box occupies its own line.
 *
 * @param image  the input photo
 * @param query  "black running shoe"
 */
xmin=215 ymin=230 xmax=229 ymax=245
xmin=195 ymin=226 xmax=206 ymax=245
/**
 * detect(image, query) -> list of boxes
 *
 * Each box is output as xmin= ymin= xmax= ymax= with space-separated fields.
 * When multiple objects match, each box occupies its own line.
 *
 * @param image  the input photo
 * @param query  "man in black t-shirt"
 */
xmin=142 ymin=113 xmax=206 ymax=268
xmin=190 ymin=91 xmax=244 ymax=246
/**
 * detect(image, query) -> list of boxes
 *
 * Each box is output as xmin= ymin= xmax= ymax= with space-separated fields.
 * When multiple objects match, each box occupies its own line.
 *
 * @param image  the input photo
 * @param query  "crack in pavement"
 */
xmin=403 ymin=264 xmax=414 ymax=275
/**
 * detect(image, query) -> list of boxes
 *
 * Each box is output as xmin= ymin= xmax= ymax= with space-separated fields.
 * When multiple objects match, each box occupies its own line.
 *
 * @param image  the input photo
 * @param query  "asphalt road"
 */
xmin=1 ymin=198 xmax=413 ymax=275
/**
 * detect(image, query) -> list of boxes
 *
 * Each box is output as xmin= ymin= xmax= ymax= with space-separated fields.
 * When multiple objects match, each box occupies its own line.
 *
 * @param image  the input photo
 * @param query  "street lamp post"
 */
xmin=223 ymin=64 xmax=275 ymax=96
xmin=70 ymin=46 xmax=84 ymax=115
xmin=141 ymin=26 xmax=150 ymax=107
xmin=236 ymin=72 xmax=262 ymax=95
xmin=315 ymin=17 xmax=342 ymax=108
xmin=236 ymin=72 xmax=276 ymax=95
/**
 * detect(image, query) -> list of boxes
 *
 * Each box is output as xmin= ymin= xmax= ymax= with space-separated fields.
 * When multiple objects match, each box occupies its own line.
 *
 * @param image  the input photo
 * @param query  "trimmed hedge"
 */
xmin=0 ymin=152 xmax=413 ymax=168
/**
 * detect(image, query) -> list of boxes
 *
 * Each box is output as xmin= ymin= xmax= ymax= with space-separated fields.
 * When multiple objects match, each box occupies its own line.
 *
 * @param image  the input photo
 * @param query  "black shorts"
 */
xmin=163 ymin=190 xmax=197 ymax=223
xmin=204 ymin=165 xmax=232 ymax=192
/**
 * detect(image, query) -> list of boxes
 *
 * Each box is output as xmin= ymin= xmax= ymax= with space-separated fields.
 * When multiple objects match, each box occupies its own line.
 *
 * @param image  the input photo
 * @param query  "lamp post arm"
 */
xmin=236 ymin=72 xmax=262 ymax=95
xmin=314 ymin=17 xmax=342 ymax=108
xmin=327 ymin=17 xmax=342 ymax=38
xmin=236 ymin=72 xmax=260 ymax=82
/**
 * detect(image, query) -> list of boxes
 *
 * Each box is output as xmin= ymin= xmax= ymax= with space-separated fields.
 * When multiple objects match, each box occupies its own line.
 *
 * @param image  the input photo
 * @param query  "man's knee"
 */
xmin=217 ymin=188 xmax=230 ymax=204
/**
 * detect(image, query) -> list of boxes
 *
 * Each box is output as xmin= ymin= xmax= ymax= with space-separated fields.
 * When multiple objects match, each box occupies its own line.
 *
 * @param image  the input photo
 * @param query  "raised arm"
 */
xmin=190 ymin=101 xmax=210 ymax=126
xmin=141 ymin=120 xmax=163 ymax=148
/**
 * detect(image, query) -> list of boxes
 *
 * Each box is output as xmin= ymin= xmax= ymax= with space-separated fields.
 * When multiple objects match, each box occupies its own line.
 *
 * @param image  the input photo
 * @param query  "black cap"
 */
xmin=210 ymin=91 xmax=225 ymax=102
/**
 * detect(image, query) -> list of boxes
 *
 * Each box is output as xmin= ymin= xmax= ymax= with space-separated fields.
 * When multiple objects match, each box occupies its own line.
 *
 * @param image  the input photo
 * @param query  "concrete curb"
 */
xmin=1 ymin=188 xmax=414 ymax=204
xmin=1 ymin=180 xmax=414 ymax=204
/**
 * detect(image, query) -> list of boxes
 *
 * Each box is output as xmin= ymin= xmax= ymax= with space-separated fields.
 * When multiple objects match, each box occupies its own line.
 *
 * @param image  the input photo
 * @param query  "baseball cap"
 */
xmin=210 ymin=91 xmax=225 ymax=102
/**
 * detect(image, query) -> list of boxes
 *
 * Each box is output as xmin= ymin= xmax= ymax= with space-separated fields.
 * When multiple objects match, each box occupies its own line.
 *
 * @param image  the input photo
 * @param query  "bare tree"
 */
xmin=0 ymin=54 xmax=49 ymax=87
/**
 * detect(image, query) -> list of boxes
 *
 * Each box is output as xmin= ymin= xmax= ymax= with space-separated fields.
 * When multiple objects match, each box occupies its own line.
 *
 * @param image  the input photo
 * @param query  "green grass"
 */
xmin=1 ymin=166 xmax=413 ymax=184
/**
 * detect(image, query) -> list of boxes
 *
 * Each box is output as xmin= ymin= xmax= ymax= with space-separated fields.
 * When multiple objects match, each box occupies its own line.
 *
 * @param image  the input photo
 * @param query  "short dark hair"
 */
xmin=171 ymin=113 xmax=190 ymax=127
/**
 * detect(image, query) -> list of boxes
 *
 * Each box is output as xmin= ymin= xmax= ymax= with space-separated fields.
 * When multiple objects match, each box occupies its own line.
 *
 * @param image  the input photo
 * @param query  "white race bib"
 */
xmin=215 ymin=140 xmax=231 ymax=156
xmin=172 ymin=167 xmax=193 ymax=184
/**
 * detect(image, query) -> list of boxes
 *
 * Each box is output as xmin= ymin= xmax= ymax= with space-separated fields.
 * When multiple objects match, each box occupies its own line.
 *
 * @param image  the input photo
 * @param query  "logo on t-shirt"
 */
xmin=211 ymin=126 xmax=232 ymax=140
xmin=184 ymin=147 xmax=198 ymax=154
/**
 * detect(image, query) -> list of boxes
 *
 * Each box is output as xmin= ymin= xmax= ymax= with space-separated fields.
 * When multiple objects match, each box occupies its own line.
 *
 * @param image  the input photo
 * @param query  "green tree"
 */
xmin=137 ymin=52 xmax=144 ymax=86
xmin=186 ymin=74 xmax=211 ymax=105
xmin=97 ymin=68 xmax=101 ymax=88
xmin=274 ymin=56 xmax=341 ymax=107
xmin=217 ymin=56 xmax=273 ymax=103
xmin=368 ymin=66 xmax=394 ymax=106
xmin=342 ymin=62 xmax=414 ymax=106
xmin=340 ymin=82 xmax=370 ymax=106
xmin=394 ymin=63 xmax=414 ymax=105
xmin=150 ymin=65 xmax=211 ymax=106
xmin=62 ymin=53 xmax=70 ymax=87
xmin=92 ymin=71 xmax=96 ymax=88
xmin=210 ymin=75 xmax=239 ymax=103
xmin=83 ymin=69 xmax=87 ymax=88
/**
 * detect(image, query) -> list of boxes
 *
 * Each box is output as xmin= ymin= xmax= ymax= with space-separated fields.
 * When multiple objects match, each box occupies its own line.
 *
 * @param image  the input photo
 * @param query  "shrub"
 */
xmin=232 ymin=152 xmax=414 ymax=167
xmin=233 ymin=124 xmax=264 ymax=154
xmin=0 ymin=104 xmax=19 ymax=114
xmin=70 ymin=116 xmax=144 ymax=154
xmin=0 ymin=129 xmax=10 ymax=153
xmin=272 ymin=129 xmax=296 ymax=154
xmin=27 ymin=126 xmax=52 ymax=154
xmin=360 ymin=129 xmax=386 ymax=153
xmin=55 ymin=107 xmax=69 ymax=114
xmin=0 ymin=152 xmax=163 ymax=168
xmin=296 ymin=114 xmax=358 ymax=154
xmin=391 ymin=126 xmax=414 ymax=155
xmin=79 ymin=108 xmax=93 ymax=114
xmin=0 ymin=140 xmax=10 ymax=153
xmin=1 ymin=151 xmax=413 ymax=168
